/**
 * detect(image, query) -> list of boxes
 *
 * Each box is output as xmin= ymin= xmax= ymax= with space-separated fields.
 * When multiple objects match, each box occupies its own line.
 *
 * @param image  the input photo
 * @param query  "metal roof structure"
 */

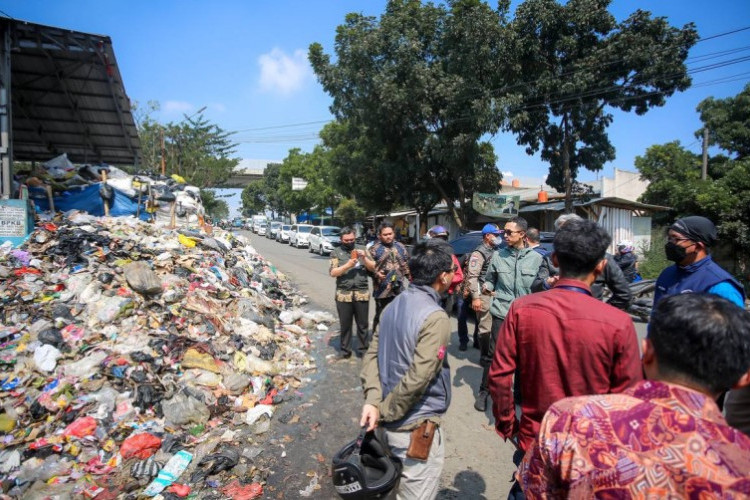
xmin=2 ymin=17 xmax=140 ymax=167
xmin=519 ymin=196 xmax=669 ymax=214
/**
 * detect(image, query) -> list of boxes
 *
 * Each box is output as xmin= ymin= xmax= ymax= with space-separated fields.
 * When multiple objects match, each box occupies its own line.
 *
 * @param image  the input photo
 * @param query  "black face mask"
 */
xmin=341 ymin=242 xmax=355 ymax=252
xmin=665 ymin=241 xmax=689 ymax=263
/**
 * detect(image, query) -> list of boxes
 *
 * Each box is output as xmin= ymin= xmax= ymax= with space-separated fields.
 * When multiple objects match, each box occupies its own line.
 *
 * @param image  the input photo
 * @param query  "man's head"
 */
xmin=526 ymin=227 xmax=541 ymax=247
xmin=503 ymin=216 xmax=529 ymax=249
xmin=644 ymin=294 xmax=750 ymax=396
xmin=553 ymin=213 xmax=583 ymax=231
xmin=665 ymin=216 xmax=715 ymax=266
xmin=552 ymin=219 xmax=611 ymax=280
xmin=409 ymin=239 xmax=455 ymax=292
xmin=427 ymin=225 xmax=449 ymax=240
xmin=482 ymin=223 xmax=502 ymax=246
xmin=340 ymin=227 xmax=356 ymax=249
xmin=377 ymin=221 xmax=395 ymax=245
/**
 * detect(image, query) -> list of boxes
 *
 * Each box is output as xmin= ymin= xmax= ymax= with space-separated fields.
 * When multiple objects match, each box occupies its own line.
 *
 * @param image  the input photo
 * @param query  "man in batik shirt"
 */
xmin=364 ymin=221 xmax=410 ymax=333
xmin=520 ymin=293 xmax=750 ymax=498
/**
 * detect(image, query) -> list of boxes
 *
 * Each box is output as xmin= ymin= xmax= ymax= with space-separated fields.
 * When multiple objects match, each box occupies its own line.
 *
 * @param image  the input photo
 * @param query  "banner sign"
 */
xmin=472 ymin=193 xmax=521 ymax=217
xmin=291 ymin=177 xmax=308 ymax=191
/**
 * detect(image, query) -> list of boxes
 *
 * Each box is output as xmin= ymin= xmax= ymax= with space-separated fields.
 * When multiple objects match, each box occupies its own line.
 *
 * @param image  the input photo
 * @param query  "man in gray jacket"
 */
xmin=531 ymin=213 xmax=632 ymax=310
xmin=360 ymin=239 xmax=455 ymax=500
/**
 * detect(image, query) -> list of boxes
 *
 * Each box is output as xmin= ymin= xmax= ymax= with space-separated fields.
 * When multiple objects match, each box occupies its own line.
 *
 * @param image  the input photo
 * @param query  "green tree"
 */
xmin=241 ymin=180 xmax=266 ymax=215
xmin=309 ymin=0 xmax=507 ymax=229
xmin=696 ymin=83 xmax=750 ymax=160
xmin=200 ymin=189 xmax=229 ymax=220
xmin=335 ymin=198 xmax=366 ymax=227
xmin=505 ymin=0 xmax=697 ymax=211
xmin=262 ymin=163 xmax=286 ymax=217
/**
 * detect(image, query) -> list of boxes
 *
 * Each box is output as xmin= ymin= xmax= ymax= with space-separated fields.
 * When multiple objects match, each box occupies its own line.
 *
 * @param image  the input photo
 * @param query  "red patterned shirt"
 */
xmin=519 ymin=380 xmax=750 ymax=498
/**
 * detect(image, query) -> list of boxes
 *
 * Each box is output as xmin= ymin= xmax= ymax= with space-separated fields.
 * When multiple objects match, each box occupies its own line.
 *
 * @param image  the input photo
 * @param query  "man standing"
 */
xmin=653 ymin=215 xmax=747 ymax=435
xmin=519 ymin=294 xmax=750 ymax=498
xmin=489 ymin=219 xmax=642 ymax=497
xmin=329 ymin=227 xmax=370 ymax=359
xmin=525 ymin=227 xmax=548 ymax=258
xmin=531 ymin=213 xmax=632 ymax=310
xmin=360 ymin=240 xmax=455 ymax=500
xmin=364 ymin=221 xmax=411 ymax=333
xmin=475 ymin=216 xmax=542 ymax=412
xmin=460 ymin=224 xmax=502 ymax=352
xmin=426 ymin=225 xmax=464 ymax=316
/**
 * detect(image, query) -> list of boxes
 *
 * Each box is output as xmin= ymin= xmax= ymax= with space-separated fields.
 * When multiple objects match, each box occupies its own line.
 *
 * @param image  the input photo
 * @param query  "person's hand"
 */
xmin=471 ymin=298 xmax=482 ymax=312
xmin=376 ymin=271 xmax=386 ymax=280
xmin=347 ymin=258 xmax=358 ymax=268
xmin=360 ymin=404 xmax=380 ymax=432
xmin=546 ymin=276 xmax=559 ymax=287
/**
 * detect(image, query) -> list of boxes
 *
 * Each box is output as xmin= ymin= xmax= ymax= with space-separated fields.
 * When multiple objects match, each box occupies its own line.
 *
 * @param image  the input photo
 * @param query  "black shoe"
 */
xmin=459 ymin=343 xmax=468 ymax=351
xmin=472 ymin=341 xmax=480 ymax=349
xmin=336 ymin=352 xmax=352 ymax=361
xmin=474 ymin=391 xmax=488 ymax=412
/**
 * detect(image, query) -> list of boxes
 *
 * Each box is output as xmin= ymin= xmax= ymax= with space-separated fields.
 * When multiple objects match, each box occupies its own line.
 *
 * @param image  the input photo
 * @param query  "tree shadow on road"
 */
xmin=437 ymin=469 xmax=488 ymax=499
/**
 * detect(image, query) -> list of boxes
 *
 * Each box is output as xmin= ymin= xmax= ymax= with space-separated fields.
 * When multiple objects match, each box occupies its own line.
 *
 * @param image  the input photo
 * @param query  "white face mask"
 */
xmin=491 ymin=236 xmax=502 ymax=247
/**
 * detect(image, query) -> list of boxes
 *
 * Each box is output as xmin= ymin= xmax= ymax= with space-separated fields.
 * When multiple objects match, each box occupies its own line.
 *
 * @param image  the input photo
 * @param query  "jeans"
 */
xmin=336 ymin=299 xmax=370 ymax=356
xmin=456 ymin=295 xmax=478 ymax=346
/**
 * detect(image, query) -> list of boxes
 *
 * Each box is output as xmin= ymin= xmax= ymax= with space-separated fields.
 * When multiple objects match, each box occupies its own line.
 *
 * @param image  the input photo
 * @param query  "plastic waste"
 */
xmin=167 ymin=483 xmax=191 ymax=497
xmin=33 ymin=344 xmax=62 ymax=372
xmin=120 ymin=433 xmax=163 ymax=459
xmin=299 ymin=474 xmax=320 ymax=497
xmin=220 ymin=480 xmax=263 ymax=500
xmin=142 ymin=450 xmax=193 ymax=497
xmin=181 ymin=348 xmax=220 ymax=373
xmin=162 ymin=393 xmax=210 ymax=427
xmin=131 ymin=456 xmax=163 ymax=479
xmin=64 ymin=416 xmax=97 ymax=438
xmin=190 ymin=447 xmax=240 ymax=482
xmin=123 ymin=261 xmax=163 ymax=296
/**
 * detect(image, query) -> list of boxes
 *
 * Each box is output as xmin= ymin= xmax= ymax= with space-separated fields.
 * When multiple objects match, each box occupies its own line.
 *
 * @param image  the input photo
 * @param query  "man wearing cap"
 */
xmin=655 ymin=215 xmax=747 ymax=436
xmin=461 ymin=224 xmax=502 ymax=352
xmin=426 ymin=225 xmax=464 ymax=315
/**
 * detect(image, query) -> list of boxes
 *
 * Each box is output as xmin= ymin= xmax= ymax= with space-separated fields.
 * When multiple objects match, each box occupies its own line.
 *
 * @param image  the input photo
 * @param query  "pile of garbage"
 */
xmin=0 ymin=212 xmax=335 ymax=498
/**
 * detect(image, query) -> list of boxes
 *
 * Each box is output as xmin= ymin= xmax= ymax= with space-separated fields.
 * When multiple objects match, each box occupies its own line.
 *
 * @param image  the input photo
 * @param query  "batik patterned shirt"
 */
xmin=519 ymin=380 xmax=750 ymax=499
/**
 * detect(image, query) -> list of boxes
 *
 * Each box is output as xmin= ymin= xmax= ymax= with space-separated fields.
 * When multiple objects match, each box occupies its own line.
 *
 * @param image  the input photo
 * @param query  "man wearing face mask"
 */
xmin=654 ymin=216 xmax=745 ymax=308
xmin=329 ymin=227 xmax=370 ymax=359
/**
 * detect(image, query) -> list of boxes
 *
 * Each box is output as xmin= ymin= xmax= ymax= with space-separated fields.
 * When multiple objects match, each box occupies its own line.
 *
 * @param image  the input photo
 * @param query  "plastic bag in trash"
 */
xmin=162 ymin=393 xmax=210 ymax=427
xmin=124 ymin=261 xmax=163 ymax=296
xmin=190 ymin=447 xmax=240 ymax=483
xmin=130 ymin=455 xmax=164 ymax=480
xmin=33 ymin=344 xmax=61 ymax=372
xmin=120 ymin=433 xmax=163 ymax=459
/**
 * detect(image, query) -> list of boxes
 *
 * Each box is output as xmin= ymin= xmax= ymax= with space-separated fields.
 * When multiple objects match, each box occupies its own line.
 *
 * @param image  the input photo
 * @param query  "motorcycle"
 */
xmin=627 ymin=279 xmax=655 ymax=321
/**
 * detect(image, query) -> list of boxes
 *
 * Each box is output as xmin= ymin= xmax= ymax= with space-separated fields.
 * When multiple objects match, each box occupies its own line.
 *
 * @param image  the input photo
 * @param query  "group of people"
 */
xmin=330 ymin=214 xmax=748 ymax=499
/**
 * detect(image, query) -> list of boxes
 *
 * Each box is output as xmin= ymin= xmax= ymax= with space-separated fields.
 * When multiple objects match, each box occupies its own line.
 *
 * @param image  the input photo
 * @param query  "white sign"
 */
xmin=0 ymin=204 xmax=26 ymax=237
xmin=292 ymin=177 xmax=308 ymax=191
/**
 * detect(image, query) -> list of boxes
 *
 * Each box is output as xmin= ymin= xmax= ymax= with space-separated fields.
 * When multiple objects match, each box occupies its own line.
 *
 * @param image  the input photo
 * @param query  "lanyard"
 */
xmin=556 ymin=285 xmax=592 ymax=296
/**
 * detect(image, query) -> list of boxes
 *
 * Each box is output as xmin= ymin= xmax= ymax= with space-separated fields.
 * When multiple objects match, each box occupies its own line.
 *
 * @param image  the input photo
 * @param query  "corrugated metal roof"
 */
xmin=5 ymin=18 xmax=140 ymax=165
xmin=519 ymin=196 xmax=669 ymax=213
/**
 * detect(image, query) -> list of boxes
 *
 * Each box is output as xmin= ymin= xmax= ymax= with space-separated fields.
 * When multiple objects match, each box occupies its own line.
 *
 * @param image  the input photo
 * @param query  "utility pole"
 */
xmin=160 ymin=128 xmax=166 ymax=176
xmin=701 ymin=127 xmax=708 ymax=180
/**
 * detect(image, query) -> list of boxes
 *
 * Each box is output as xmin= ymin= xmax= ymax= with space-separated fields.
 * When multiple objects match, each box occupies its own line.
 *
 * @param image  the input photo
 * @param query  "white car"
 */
xmin=289 ymin=224 xmax=314 ymax=248
xmin=257 ymin=223 xmax=267 ymax=236
xmin=267 ymin=221 xmax=282 ymax=239
xmin=308 ymin=226 xmax=342 ymax=256
xmin=276 ymin=224 xmax=292 ymax=243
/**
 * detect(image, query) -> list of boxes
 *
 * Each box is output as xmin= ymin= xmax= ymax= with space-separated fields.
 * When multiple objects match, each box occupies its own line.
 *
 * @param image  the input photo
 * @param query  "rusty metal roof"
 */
xmin=5 ymin=18 xmax=140 ymax=165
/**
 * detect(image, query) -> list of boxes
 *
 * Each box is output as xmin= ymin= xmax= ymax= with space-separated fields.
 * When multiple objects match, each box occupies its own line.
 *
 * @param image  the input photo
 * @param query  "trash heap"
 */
xmin=0 ymin=212 xmax=335 ymax=498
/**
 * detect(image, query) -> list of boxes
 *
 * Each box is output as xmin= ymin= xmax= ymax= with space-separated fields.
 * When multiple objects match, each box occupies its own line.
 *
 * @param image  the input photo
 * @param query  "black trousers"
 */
xmin=479 ymin=316 xmax=504 ymax=393
xmin=372 ymin=296 xmax=395 ymax=334
xmin=336 ymin=299 xmax=370 ymax=356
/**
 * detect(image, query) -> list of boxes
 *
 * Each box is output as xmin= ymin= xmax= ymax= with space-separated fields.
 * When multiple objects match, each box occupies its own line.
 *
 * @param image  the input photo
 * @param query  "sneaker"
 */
xmin=474 ymin=391 xmax=488 ymax=412
xmin=459 ymin=343 xmax=468 ymax=352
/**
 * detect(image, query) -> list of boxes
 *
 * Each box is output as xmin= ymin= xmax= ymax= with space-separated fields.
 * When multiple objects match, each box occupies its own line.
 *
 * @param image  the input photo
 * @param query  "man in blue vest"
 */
xmin=654 ymin=216 xmax=744 ymax=307
xmin=654 ymin=215 xmax=748 ymax=437
xmin=360 ymin=239 xmax=455 ymax=499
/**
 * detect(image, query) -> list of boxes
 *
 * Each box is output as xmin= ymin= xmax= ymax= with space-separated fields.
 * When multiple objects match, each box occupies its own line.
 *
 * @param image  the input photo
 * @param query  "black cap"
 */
xmin=670 ymin=216 xmax=717 ymax=247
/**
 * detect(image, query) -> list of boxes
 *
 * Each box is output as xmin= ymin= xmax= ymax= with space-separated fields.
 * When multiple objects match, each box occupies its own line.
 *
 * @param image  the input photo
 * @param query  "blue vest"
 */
xmin=654 ymin=256 xmax=745 ymax=306
xmin=378 ymin=284 xmax=451 ymax=428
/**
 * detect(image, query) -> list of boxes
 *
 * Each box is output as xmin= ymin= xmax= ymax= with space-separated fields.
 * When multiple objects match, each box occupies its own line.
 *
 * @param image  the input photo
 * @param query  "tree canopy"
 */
xmin=696 ymin=83 xmax=750 ymax=160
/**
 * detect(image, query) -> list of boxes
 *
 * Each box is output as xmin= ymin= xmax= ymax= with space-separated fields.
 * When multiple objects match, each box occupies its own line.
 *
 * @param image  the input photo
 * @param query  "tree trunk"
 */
xmin=563 ymin=113 xmax=573 ymax=213
xmin=429 ymin=174 xmax=465 ymax=230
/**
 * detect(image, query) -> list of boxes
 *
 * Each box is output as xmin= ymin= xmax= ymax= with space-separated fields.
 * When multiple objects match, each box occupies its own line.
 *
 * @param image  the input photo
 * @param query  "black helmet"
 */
xmin=332 ymin=428 xmax=402 ymax=499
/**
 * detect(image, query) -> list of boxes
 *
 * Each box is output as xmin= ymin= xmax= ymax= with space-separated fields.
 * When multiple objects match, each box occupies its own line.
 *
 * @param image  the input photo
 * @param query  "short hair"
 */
xmin=554 ymin=213 xmax=583 ymax=231
xmin=340 ymin=226 xmax=355 ymax=237
xmin=649 ymin=294 xmax=750 ymax=394
xmin=507 ymin=216 xmax=528 ymax=232
xmin=378 ymin=221 xmax=394 ymax=235
xmin=526 ymin=227 xmax=541 ymax=244
xmin=553 ymin=219 xmax=611 ymax=277
xmin=409 ymin=239 xmax=453 ymax=286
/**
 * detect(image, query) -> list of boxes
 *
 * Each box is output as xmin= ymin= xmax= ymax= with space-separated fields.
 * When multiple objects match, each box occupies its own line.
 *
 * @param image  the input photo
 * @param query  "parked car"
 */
xmin=449 ymin=230 xmax=554 ymax=261
xmin=289 ymin=224 xmax=314 ymax=248
xmin=257 ymin=223 xmax=267 ymax=236
xmin=267 ymin=221 xmax=282 ymax=239
xmin=276 ymin=224 xmax=292 ymax=243
xmin=308 ymin=226 xmax=342 ymax=255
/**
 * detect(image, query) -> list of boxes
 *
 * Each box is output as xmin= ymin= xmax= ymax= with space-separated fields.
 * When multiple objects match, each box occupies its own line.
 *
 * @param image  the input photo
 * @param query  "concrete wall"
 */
xmin=601 ymin=169 xmax=649 ymax=202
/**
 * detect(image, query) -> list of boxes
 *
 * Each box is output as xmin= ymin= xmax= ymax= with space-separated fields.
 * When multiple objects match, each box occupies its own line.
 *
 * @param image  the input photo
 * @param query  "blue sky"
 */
xmin=5 ymin=0 xmax=750 ymax=201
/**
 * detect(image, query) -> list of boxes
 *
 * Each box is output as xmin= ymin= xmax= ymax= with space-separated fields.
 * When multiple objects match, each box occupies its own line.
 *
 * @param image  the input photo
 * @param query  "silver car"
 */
xmin=308 ymin=226 xmax=342 ymax=255
xmin=276 ymin=224 xmax=292 ymax=243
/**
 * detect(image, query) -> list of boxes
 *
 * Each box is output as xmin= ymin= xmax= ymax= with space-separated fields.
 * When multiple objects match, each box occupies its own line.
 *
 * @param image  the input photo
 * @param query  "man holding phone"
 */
xmin=330 ymin=226 xmax=371 ymax=359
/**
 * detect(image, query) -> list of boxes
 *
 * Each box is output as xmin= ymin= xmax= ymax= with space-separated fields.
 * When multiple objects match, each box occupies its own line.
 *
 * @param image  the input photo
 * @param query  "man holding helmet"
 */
xmin=359 ymin=239 xmax=455 ymax=499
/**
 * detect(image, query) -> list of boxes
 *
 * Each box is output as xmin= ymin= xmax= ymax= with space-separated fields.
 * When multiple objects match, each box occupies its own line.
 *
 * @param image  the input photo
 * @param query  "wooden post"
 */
xmin=701 ymin=127 xmax=709 ymax=181
xmin=136 ymin=185 xmax=142 ymax=219
xmin=169 ymin=201 xmax=176 ymax=229
xmin=160 ymin=128 xmax=166 ymax=177
xmin=46 ymin=185 xmax=55 ymax=213
xmin=101 ymin=170 xmax=110 ymax=217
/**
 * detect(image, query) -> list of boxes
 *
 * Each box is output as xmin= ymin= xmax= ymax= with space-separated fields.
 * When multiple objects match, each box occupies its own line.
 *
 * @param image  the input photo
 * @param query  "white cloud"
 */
xmin=163 ymin=100 xmax=194 ymax=113
xmin=502 ymin=171 xmax=514 ymax=177
xmin=258 ymin=48 xmax=311 ymax=95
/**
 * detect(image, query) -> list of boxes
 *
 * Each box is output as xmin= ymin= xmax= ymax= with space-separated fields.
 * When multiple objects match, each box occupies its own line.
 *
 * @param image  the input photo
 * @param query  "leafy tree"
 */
xmin=200 ymin=189 xmax=229 ymax=220
xmin=505 ymin=0 xmax=697 ymax=211
xmin=309 ymin=0 xmax=507 ymax=229
xmin=241 ymin=180 xmax=266 ymax=215
xmin=262 ymin=163 xmax=286 ymax=217
xmin=336 ymin=198 xmax=366 ymax=227
xmin=696 ymin=83 xmax=750 ymax=160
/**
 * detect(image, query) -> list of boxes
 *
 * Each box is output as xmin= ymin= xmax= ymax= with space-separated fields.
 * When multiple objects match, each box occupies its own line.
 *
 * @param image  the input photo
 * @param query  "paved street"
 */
xmin=243 ymin=230 xmax=648 ymax=498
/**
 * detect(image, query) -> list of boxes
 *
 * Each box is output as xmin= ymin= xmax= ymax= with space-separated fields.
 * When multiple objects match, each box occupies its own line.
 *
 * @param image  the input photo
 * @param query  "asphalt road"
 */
xmin=242 ymin=230 xmax=648 ymax=499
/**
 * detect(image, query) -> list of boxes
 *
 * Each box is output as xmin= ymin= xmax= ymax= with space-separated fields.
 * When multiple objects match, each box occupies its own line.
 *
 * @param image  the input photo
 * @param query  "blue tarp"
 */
xmin=29 ymin=183 xmax=150 ymax=220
